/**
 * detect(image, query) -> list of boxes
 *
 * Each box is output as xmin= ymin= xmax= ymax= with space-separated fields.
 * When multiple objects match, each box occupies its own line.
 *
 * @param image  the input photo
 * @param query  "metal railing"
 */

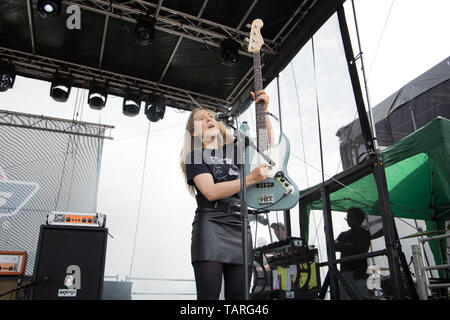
xmin=412 ymin=232 xmax=450 ymax=300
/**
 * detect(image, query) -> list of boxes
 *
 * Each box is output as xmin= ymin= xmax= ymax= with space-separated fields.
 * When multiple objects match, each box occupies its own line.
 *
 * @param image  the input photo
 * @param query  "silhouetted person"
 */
xmin=335 ymin=207 xmax=371 ymax=300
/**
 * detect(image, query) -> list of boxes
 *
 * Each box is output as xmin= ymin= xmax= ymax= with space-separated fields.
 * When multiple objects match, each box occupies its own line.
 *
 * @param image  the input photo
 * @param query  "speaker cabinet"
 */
xmin=32 ymin=225 xmax=108 ymax=300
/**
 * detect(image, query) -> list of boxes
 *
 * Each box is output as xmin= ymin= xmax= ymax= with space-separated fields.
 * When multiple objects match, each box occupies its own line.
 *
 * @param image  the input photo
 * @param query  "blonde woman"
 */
xmin=180 ymin=90 xmax=272 ymax=300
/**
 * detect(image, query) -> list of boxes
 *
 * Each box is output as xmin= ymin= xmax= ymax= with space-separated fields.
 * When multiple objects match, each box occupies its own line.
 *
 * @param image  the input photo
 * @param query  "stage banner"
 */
xmin=0 ymin=110 xmax=110 ymax=275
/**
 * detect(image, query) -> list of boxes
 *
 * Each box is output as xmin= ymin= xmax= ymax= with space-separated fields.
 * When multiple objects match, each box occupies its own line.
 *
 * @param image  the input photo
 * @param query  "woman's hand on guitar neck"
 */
xmin=251 ymin=90 xmax=269 ymax=111
xmin=251 ymin=90 xmax=274 ymax=145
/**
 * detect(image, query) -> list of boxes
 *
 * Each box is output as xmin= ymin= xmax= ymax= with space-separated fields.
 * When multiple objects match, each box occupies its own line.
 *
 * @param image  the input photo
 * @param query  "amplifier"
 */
xmin=251 ymin=237 xmax=321 ymax=300
xmin=0 ymin=251 xmax=27 ymax=276
xmin=47 ymin=212 xmax=106 ymax=227
xmin=261 ymin=237 xmax=308 ymax=266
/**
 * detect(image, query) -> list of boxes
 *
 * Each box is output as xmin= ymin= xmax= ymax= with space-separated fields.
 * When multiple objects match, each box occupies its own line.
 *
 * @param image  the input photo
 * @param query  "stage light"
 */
xmin=123 ymin=90 xmax=141 ymax=116
xmin=37 ymin=0 xmax=62 ymax=19
xmin=50 ymin=73 xmax=72 ymax=102
xmin=134 ymin=16 xmax=156 ymax=46
xmin=0 ymin=62 xmax=16 ymax=92
xmin=88 ymin=81 xmax=108 ymax=110
xmin=144 ymin=95 xmax=166 ymax=122
xmin=220 ymin=39 xmax=240 ymax=66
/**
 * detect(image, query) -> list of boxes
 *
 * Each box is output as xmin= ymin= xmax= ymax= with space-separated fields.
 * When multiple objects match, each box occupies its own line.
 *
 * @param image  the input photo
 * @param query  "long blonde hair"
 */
xmin=180 ymin=107 xmax=234 ymax=196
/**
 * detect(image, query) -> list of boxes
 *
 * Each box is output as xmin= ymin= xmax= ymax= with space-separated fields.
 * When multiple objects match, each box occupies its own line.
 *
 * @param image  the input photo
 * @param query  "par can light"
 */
xmin=37 ymin=0 xmax=62 ymax=19
xmin=144 ymin=95 xmax=166 ymax=122
xmin=50 ymin=73 xmax=72 ymax=102
xmin=88 ymin=81 xmax=108 ymax=110
xmin=123 ymin=90 xmax=142 ymax=116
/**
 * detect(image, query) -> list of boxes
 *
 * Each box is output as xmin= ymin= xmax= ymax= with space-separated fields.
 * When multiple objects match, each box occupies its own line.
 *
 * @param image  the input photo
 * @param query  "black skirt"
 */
xmin=191 ymin=207 xmax=253 ymax=265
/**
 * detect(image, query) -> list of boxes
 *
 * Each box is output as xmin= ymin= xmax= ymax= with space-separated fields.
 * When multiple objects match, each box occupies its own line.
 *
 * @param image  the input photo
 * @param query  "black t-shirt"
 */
xmin=335 ymin=227 xmax=371 ymax=278
xmin=186 ymin=143 xmax=240 ymax=205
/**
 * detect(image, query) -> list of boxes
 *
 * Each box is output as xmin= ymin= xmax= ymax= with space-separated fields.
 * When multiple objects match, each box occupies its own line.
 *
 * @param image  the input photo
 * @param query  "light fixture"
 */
xmin=0 ymin=62 xmax=16 ymax=92
xmin=134 ymin=15 xmax=156 ymax=46
xmin=50 ymin=73 xmax=72 ymax=102
xmin=144 ymin=95 xmax=166 ymax=122
xmin=123 ymin=90 xmax=141 ymax=116
xmin=37 ymin=0 xmax=62 ymax=19
xmin=88 ymin=81 xmax=108 ymax=110
xmin=220 ymin=39 xmax=240 ymax=66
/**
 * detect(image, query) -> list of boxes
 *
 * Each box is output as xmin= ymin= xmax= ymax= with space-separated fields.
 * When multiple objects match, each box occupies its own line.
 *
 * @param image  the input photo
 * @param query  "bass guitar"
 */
xmin=240 ymin=18 xmax=300 ymax=211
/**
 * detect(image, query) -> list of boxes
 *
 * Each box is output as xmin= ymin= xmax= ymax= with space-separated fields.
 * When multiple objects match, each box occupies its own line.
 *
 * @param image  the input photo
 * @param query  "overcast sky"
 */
xmin=1 ymin=0 xmax=449 ymax=299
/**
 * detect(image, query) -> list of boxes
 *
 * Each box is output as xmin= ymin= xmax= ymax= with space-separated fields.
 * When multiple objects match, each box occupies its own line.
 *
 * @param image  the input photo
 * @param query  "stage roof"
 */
xmin=0 ymin=0 xmax=345 ymax=113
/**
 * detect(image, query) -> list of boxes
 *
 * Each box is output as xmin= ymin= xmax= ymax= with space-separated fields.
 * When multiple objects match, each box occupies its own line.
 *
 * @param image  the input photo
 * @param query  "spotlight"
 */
xmin=134 ymin=16 xmax=156 ymax=46
xmin=144 ymin=95 xmax=166 ymax=122
xmin=0 ymin=62 xmax=16 ymax=92
xmin=37 ymin=0 xmax=62 ymax=19
xmin=50 ymin=73 xmax=72 ymax=102
xmin=220 ymin=39 xmax=240 ymax=66
xmin=123 ymin=90 xmax=141 ymax=116
xmin=88 ymin=81 xmax=108 ymax=110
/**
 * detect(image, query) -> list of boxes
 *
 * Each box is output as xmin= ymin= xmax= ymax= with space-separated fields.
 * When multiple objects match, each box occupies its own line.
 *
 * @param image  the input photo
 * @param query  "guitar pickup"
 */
xmin=256 ymin=182 xmax=274 ymax=188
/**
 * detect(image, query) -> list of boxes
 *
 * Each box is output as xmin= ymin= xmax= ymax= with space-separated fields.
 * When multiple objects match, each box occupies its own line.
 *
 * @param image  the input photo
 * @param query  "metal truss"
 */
xmin=16 ymin=0 xmax=319 ymax=111
xmin=0 ymin=109 xmax=115 ymax=140
xmin=0 ymin=46 xmax=229 ymax=112
xmin=58 ymin=0 xmax=318 ymax=107
xmin=65 ymin=0 xmax=280 ymax=55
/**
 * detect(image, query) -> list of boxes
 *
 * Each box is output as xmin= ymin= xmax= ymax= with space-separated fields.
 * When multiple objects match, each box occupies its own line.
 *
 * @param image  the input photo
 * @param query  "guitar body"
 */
xmin=239 ymin=123 xmax=300 ymax=211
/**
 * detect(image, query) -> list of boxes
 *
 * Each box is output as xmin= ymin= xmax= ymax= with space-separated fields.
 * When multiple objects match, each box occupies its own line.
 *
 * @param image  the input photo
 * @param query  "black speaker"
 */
xmin=32 ymin=225 xmax=108 ymax=300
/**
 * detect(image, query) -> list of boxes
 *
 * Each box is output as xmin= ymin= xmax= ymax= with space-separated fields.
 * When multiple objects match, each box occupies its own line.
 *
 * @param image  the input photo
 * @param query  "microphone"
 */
xmin=214 ymin=112 xmax=235 ymax=122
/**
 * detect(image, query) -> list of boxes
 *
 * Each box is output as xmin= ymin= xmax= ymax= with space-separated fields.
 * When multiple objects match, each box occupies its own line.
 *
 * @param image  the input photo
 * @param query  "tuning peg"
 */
xmin=244 ymin=37 xmax=249 ymax=43
xmin=246 ymin=23 xmax=252 ymax=29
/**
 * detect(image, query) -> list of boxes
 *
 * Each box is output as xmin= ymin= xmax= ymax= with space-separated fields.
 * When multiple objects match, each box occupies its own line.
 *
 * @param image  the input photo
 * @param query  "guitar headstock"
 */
xmin=247 ymin=19 xmax=264 ymax=53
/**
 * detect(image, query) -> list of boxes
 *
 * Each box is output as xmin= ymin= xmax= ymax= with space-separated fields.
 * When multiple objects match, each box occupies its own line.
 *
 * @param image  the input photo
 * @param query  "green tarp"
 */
xmin=302 ymin=117 xmax=450 ymax=270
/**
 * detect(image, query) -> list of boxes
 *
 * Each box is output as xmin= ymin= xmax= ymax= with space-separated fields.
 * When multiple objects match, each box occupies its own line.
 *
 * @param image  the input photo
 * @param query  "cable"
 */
xmin=65 ymin=86 xmax=88 ymax=209
xmin=290 ymin=56 xmax=324 ymax=265
xmin=366 ymin=0 xmax=396 ymax=81
xmin=311 ymin=36 xmax=329 ymax=282
xmin=351 ymin=0 xmax=378 ymax=148
xmin=290 ymin=61 xmax=310 ymax=188
xmin=53 ymin=86 xmax=86 ymax=210
xmin=311 ymin=37 xmax=325 ymax=185
xmin=128 ymin=121 xmax=152 ymax=278
xmin=290 ymin=151 xmax=378 ymax=212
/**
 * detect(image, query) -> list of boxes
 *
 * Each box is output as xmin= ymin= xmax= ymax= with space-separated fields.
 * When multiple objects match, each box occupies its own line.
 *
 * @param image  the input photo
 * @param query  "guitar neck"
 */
xmin=253 ymin=51 xmax=268 ymax=151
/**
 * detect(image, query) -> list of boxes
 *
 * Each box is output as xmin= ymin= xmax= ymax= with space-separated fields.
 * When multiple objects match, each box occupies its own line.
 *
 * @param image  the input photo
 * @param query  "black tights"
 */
xmin=192 ymin=261 xmax=252 ymax=300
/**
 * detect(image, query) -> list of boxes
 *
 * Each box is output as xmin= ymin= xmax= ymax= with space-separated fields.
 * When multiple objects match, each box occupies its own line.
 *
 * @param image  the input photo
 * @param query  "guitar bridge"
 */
xmin=258 ymin=194 xmax=273 ymax=205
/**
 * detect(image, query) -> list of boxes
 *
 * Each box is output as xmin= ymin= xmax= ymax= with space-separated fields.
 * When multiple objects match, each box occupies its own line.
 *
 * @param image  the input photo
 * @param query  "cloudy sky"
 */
xmin=1 ymin=0 xmax=449 ymax=299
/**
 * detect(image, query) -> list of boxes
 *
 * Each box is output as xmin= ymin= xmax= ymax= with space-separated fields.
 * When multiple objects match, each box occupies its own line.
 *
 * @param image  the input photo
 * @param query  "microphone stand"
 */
xmin=238 ymin=129 xmax=251 ymax=300
xmin=228 ymin=118 xmax=276 ymax=300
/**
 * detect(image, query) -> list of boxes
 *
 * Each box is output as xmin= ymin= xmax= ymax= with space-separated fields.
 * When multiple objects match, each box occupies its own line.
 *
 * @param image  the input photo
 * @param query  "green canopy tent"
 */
xmin=300 ymin=117 xmax=450 ymax=273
